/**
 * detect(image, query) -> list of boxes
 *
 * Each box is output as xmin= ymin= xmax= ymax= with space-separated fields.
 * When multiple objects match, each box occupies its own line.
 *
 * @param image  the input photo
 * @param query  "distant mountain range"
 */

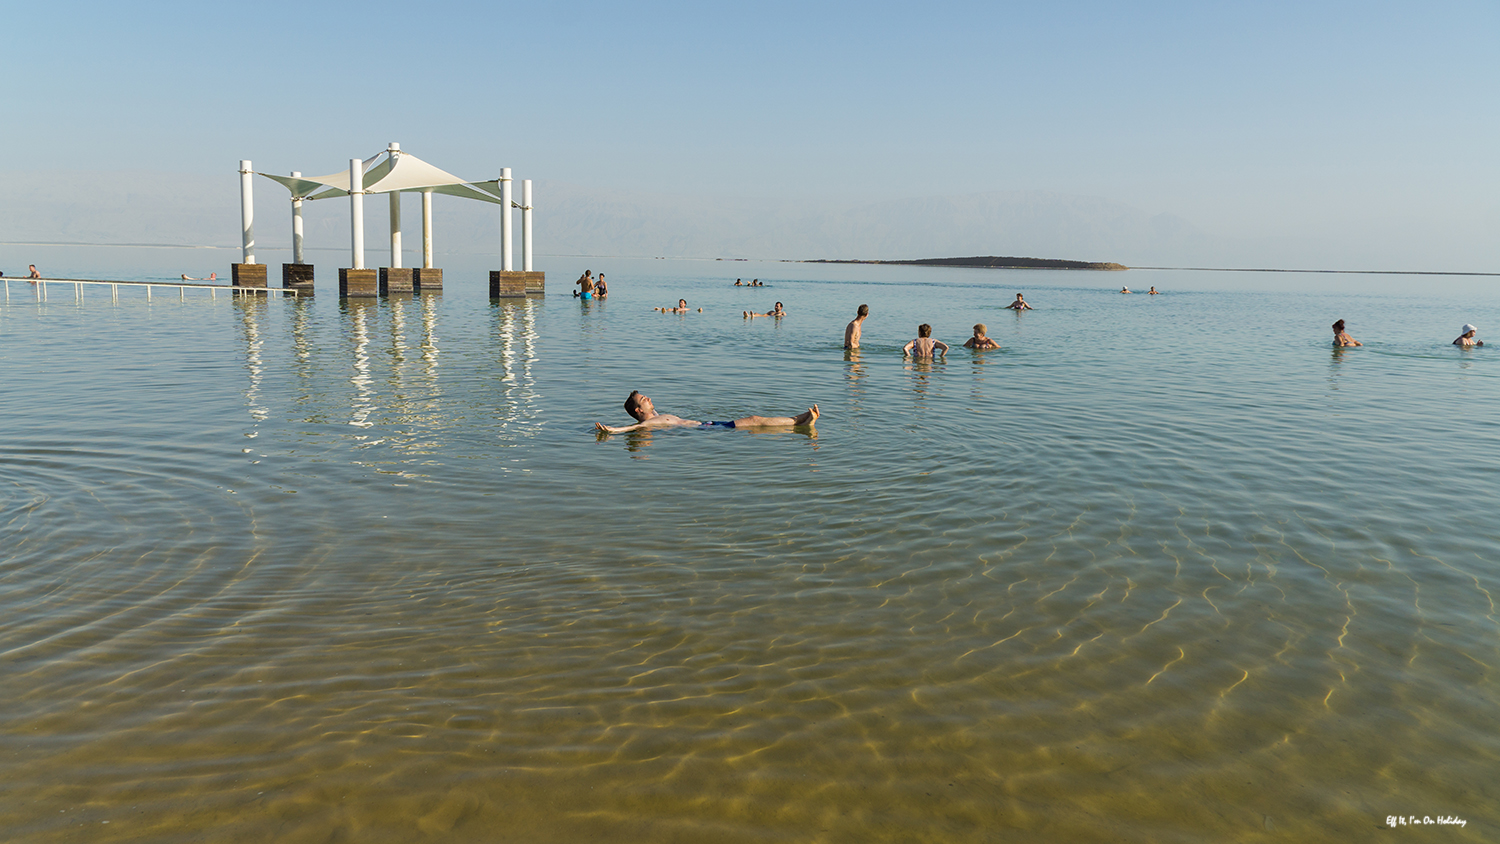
xmin=812 ymin=256 xmax=1128 ymax=270
xmin=0 ymin=170 xmax=1210 ymax=266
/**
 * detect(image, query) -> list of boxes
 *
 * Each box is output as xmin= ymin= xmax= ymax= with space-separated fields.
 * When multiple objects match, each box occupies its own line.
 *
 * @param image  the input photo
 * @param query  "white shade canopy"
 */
xmin=257 ymin=148 xmax=502 ymax=204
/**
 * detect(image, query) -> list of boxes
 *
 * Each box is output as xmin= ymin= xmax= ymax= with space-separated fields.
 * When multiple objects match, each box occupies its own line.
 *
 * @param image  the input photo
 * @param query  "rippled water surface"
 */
xmin=2 ymin=254 xmax=1497 ymax=842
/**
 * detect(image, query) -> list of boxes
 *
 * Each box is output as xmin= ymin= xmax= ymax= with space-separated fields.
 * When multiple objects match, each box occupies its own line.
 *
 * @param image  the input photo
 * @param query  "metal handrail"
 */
xmin=4 ymin=276 xmax=299 ymax=301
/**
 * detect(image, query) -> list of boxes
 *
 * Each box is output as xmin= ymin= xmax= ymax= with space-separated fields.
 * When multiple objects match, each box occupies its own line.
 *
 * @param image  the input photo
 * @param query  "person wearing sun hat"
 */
xmin=1453 ymin=324 xmax=1483 ymax=347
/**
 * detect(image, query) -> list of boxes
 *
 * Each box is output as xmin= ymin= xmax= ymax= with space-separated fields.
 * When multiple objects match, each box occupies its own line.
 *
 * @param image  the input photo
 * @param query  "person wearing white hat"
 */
xmin=1453 ymin=324 xmax=1483 ymax=347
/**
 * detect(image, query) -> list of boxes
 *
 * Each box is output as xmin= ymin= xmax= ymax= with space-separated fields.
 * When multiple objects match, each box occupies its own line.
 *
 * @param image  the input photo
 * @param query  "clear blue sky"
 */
xmin=8 ymin=0 xmax=1497 ymax=265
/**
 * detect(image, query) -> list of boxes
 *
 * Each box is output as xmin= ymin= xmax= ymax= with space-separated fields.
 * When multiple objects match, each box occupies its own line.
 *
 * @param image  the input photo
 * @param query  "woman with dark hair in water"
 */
xmin=1332 ymin=319 xmax=1362 ymax=347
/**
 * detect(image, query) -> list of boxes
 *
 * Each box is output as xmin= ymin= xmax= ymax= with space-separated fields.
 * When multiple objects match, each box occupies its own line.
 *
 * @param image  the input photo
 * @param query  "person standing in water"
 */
xmin=844 ymin=304 xmax=870 ymax=349
xmin=963 ymin=324 xmax=1000 ymax=350
xmin=1005 ymin=294 xmax=1032 ymax=310
xmin=1454 ymin=324 xmax=1483 ymax=346
xmin=903 ymin=324 xmax=948 ymax=358
xmin=574 ymin=270 xmax=595 ymax=299
xmin=1332 ymin=319 xmax=1362 ymax=347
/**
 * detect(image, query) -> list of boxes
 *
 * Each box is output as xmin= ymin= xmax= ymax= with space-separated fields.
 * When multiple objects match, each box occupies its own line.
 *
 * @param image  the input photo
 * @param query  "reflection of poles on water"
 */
xmin=345 ymin=300 xmax=377 ymax=428
xmin=388 ymin=295 xmax=408 ymax=364
xmin=384 ymin=295 xmax=430 ymax=434
xmin=420 ymin=291 xmax=440 ymax=381
xmin=387 ymin=295 xmax=409 ymax=403
xmin=494 ymin=299 xmax=541 ymax=437
xmin=235 ymin=295 xmax=269 ymax=425
xmin=289 ymin=298 xmax=314 ymax=406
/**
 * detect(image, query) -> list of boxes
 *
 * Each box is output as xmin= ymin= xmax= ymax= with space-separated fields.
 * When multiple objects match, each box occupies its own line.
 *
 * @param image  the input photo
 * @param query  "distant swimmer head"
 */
xmin=1332 ymin=319 xmax=1346 ymax=333
xmin=918 ymin=323 xmax=932 ymax=338
xmin=1462 ymin=323 xmax=1477 ymax=335
xmin=973 ymin=323 xmax=987 ymax=335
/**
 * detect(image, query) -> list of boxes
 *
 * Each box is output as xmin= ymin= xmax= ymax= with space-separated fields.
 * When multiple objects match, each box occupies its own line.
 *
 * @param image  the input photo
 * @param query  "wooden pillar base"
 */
xmin=491 ymin=270 xmax=545 ymax=298
xmin=232 ymin=263 xmax=268 ymax=291
xmin=282 ymin=263 xmax=314 ymax=293
xmin=339 ymin=268 xmax=379 ymax=298
xmin=490 ymin=271 xmax=523 ymax=298
xmin=380 ymin=267 xmax=415 ymax=295
xmin=413 ymin=268 xmax=443 ymax=291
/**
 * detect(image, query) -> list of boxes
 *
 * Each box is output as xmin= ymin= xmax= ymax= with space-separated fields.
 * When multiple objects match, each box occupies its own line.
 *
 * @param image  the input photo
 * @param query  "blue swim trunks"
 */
xmin=701 ymin=420 xmax=735 ymax=429
xmin=580 ymin=290 xmax=593 ymax=299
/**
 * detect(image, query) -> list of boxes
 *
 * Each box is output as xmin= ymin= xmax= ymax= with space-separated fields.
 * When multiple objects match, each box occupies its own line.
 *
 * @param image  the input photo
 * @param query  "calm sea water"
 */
xmin=2 ymin=249 xmax=1497 ymax=842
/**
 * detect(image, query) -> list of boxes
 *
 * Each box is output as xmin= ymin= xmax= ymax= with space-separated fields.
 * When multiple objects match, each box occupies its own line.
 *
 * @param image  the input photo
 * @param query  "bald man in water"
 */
xmin=596 ymin=391 xmax=819 ymax=434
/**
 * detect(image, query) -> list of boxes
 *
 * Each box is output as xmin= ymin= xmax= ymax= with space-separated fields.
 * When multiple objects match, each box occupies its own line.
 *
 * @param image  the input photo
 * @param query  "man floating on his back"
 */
xmin=596 ymin=391 xmax=819 ymax=434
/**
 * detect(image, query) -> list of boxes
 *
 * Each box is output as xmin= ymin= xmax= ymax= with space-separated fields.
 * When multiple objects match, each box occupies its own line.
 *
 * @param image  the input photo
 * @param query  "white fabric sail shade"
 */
xmin=256 ymin=149 xmax=502 ymax=204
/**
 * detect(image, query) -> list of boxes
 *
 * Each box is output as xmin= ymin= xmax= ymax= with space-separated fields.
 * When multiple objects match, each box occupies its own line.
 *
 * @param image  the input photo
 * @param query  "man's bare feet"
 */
xmin=796 ymin=405 xmax=819 ymax=425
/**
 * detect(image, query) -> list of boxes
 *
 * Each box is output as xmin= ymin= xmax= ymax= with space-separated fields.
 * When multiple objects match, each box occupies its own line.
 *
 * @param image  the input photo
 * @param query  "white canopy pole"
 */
xmin=389 ymin=193 xmax=402 ymax=268
xmin=422 ymin=190 xmax=434 ymax=269
xmin=291 ymin=171 xmax=305 ymax=264
xmin=500 ymin=167 xmax=513 ymax=271
xmin=522 ymin=179 xmax=533 ymax=272
xmin=387 ymin=143 xmax=402 ymax=269
xmin=239 ymin=160 xmax=255 ymax=263
xmin=350 ymin=159 xmax=365 ymax=270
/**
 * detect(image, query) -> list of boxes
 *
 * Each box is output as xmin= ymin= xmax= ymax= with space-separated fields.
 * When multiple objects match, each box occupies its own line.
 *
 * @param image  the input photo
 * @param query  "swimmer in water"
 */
xmin=745 ymin=302 xmax=785 ymax=318
xmin=734 ymin=279 xmax=743 ymax=286
xmin=1454 ymin=324 xmax=1483 ymax=347
xmin=963 ymin=323 xmax=1000 ymax=350
xmin=574 ymin=270 xmax=595 ymax=299
xmin=1148 ymin=286 xmax=1159 ymax=295
xmin=1332 ymin=319 xmax=1362 ymax=347
xmin=656 ymin=299 xmax=697 ymax=313
xmin=903 ymin=323 xmax=949 ymax=358
xmin=29 ymin=264 xmax=41 ymax=281
xmin=844 ymin=304 xmax=869 ymax=349
xmin=596 ymin=390 xmax=819 ymax=434
xmin=1120 ymin=286 xmax=1131 ymax=294
xmin=594 ymin=274 xmax=608 ymax=297
xmin=1005 ymin=293 xmax=1032 ymax=310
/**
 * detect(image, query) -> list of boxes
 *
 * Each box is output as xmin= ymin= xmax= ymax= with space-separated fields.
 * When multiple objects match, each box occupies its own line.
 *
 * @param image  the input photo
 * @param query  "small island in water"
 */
xmin=805 ymin=255 xmax=1128 ymax=271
